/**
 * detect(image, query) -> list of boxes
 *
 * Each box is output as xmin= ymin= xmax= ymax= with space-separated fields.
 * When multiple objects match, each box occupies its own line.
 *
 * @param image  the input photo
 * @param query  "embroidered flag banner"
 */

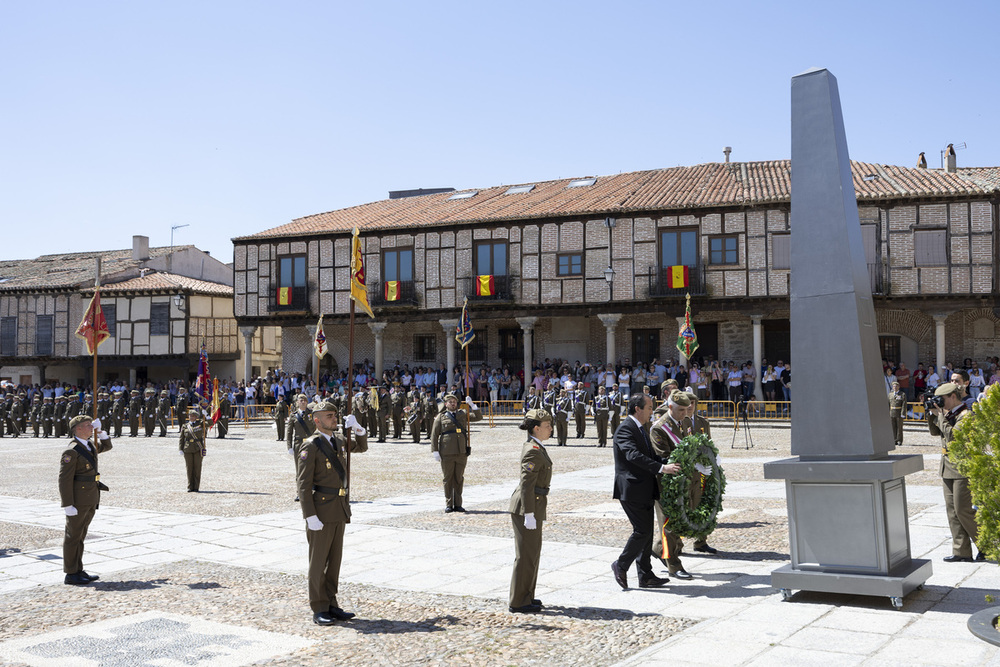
xmin=351 ymin=227 xmax=375 ymax=318
xmin=676 ymin=293 xmax=700 ymax=358
xmin=75 ymin=289 xmax=110 ymax=355
xmin=314 ymin=315 xmax=328 ymax=359
xmin=455 ymin=298 xmax=475 ymax=349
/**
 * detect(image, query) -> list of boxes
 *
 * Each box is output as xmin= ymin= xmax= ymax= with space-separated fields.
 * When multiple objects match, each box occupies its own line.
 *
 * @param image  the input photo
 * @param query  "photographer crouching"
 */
xmin=927 ymin=382 xmax=983 ymax=563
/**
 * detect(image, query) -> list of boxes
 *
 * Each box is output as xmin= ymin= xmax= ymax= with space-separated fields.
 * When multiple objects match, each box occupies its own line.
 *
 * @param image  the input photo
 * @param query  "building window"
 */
xmin=914 ymin=230 xmax=947 ymax=266
xmin=414 ymin=334 xmax=436 ymax=363
xmin=474 ymin=241 xmax=508 ymax=276
xmin=771 ymin=234 xmax=790 ymax=270
xmin=103 ymin=303 xmax=117 ymax=338
xmin=383 ymin=248 xmax=414 ymax=282
xmin=35 ymin=315 xmax=53 ymax=356
xmin=660 ymin=229 xmax=698 ymax=268
xmin=467 ymin=328 xmax=487 ymax=364
xmin=277 ymin=254 xmax=308 ymax=308
xmin=150 ymin=303 xmax=170 ymax=336
xmin=879 ymin=335 xmax=900 ymax=366
xmin=709 ymin=235 xmax=739 ymax=265
xmin=631 ymin=329 xmax=660 ymax=366
xmin=557 ymin=253 xmax=583 ymax=276
xmin=0 ymin=317 xmax=16 ymax=356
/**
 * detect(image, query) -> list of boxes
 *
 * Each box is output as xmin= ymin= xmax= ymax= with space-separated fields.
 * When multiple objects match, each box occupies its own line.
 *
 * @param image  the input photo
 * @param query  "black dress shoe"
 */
xmin=444 ymin=507 xmax=455 ymax=513
xmin=328 ymin=607 xmax=355 ymax=620
xmin=694 ymin=544 xmax=718 ymax=554
xmin=532 ymin=599 xmax=542 ymax=606
xmin=509 ymin=603 xmax=542 ymax=614
xmin=943 ymin=555 xmax=974 ymax=562
xmin=79 ymin=571 xmax=99 ymax=581
xmin=64 ymin=573 xmax=91 ymax=586
xmin=670 ymin=569 xmax=693 ymax=580
xmin=313 ymin=611 xmax=336 ymax=625
xmin=638 ymin=575 xmax=670 ymax=588
xmin=611 ymin=561 xmax=628 ymax=590
xmin=454 ymin=506 xmax=466 ymax=513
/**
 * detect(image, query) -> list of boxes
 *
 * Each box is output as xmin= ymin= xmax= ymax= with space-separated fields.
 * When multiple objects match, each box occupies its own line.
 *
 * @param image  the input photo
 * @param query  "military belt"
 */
xmin=74 ymin=473 xmax=99 ymax=481
xmin=533 ymin=486 xmax=549 ymax=496
xmin=314 ymin=484 xmax=347 ymax=497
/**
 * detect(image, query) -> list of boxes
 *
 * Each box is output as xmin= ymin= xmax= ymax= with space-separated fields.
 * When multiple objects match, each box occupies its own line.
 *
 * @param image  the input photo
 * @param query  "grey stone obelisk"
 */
xmin=763 ymin=68 xmax=931 ymax=608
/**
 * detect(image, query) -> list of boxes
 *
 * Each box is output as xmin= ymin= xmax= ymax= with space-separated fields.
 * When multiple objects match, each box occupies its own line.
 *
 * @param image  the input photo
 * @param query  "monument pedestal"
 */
xmin=764 ymin=455 xmax=932 ymax=608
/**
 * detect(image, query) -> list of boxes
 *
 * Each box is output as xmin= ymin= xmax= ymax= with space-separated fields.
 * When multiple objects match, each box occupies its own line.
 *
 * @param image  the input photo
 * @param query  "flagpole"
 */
xmin=464 ymin=342 xmax=471 ymax=448
xmin=344 ymin=300 xmax=355 ymax=521
xmin=92 ymin=260 xmax=101 ymax=449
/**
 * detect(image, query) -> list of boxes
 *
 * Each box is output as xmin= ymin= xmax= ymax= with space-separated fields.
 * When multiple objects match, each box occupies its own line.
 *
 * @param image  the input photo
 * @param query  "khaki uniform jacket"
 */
xmin=286 ymin=409 xmax=315 ymax=453
xmin=889 ymin=391 xmax=907 ymax=417
xmin=509 ymin=439 xmax=553 ymax=520
xmin=179 ymin=420 xmax=207 ymax=454
xmin=688 ymin=413 xmax=712 ymax=438
xmin=592 ymin=394 xmax=610 ymax=416
xmin=157 ymin=397 xmax=171 ymax=418
xmin=58 ymin=436 xmax=113 ymax=507
xmin=929 ymin=405 xmax=970 ymax=479
xmin=297 ymin=430 xmax=367 ymax=523
xmin=273 ymin=400 xmax=289 ymax=425
xmin=128 ymin=397 xmax=142 ymax=419
xmin=430 ymin=408 xmax=483 ymax=457
xmin=650 ymin=411 xmax=687 ymax=459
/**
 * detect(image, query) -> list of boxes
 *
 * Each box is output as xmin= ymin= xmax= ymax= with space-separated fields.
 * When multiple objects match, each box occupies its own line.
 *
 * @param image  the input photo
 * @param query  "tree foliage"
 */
xmin=950 ymin=385 xmax=1000 ymax=560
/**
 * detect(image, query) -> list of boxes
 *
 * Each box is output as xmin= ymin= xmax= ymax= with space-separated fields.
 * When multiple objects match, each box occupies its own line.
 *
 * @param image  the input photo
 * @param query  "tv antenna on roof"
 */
xmin=940 ymin=142 xmax=966 ymax=169
xmin=170 ymin=224 xmax=190 ymax=252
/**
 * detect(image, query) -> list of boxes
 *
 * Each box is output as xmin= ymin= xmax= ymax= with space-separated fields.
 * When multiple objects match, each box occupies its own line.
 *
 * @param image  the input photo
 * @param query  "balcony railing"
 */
xmin=370 ymin=280 xmax=419 ymax=307
xmin=271 ymin=286 xmax=308 ymax=312
xmin=464 ymin=274 xmax=513 ymax=302
xmin=648 ymin=265 xmax=707 ymax=298
xmin=868 ymin=259 xmax=886 ymax=295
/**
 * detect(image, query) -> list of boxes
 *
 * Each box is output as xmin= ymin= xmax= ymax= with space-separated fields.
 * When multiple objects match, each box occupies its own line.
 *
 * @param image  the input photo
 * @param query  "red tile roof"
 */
xmin=90 ymin=272 xmax=233 ymax=296
xmin=236 ymin=161 xmax=998 ymax=241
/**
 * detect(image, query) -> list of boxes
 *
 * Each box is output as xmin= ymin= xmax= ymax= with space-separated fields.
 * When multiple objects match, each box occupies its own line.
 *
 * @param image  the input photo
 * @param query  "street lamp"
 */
xmin=604 ymin=266 xmax=615 ymax=300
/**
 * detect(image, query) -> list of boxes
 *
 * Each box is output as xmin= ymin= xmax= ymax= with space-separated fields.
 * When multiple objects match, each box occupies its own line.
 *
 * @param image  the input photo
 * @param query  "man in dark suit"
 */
xmin=611 ymin=394 xmax=679 ymax=590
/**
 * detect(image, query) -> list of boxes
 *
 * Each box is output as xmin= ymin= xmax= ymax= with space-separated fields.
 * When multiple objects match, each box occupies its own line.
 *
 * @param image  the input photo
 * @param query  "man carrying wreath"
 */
xmin=649 ymin=390 xmax=695 ymax=580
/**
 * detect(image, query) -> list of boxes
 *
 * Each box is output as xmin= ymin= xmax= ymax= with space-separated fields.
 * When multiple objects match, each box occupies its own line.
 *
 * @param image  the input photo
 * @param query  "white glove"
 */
xmin=465 ymin=397 xmax=477 ymax=410
xmin=344 ymin=414 xmax=359 ymax=430
xmin=287 ymin=447 xmax=294 ymax=456
xmin=179 ymin=450 xmax=185 ymax=456
xmin=91 ymin=418 xmax=102 ymax=432
xmin=524 ymin=512 xmax=537 ymax=530
xmin=433 ymin=451 xmax=441 ymax=462
xmin=64 ymin=506 xmax=78 ymax=516
xmin=694 ymin=462 xmax=713 ymax=476
xmin=97 ymin=430 xmax=110 ymax=441
xmin=305 ymin=515 xmax=323 ymax=531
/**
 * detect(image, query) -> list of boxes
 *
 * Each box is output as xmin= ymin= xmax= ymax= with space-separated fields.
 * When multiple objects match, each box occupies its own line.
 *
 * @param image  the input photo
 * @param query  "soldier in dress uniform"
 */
xmin=97 ymin=390 xmax=111 ymax=423
xmin=9 ymin=393 xmax=24 ymax=436
xmin=41 ymin=396 xmax=54 ymax=438
xmin=553 ymin=389 xmax=572 ymax=446
xmin=542 ymin=384 xmax=557 ymax=416
xmin=422 ymin=390 xmax=436 ymax=437
xmin=59 ymin=414 xmax=112 ymax=585
xmin=508 ymin=408 xmax=553 ymax=614
xmin=143 ymin=388 xmax=157 ymax=437
xmin=175 ymin=386 xmax=189 ymax=425
xmin=28 ymin=395 xmax=41 ymax=437
xmin=156 ymin=390 xmax=171 ymax=436
xmin=573 ymin=388 xmax=588 ymax=438
xmin=523 ymin=386 xmax=542 ymax=414
xmin=0 ymin=393 xmax=8 ymax=437
xmin=179 ymin=408 xmax=207 ymax=492
xmin=430 ymin=394 xmax=483 ymax=512
xmin=390 ymin=387 xmax=405 ymax=440
xmin=287 ymin=394 xmax=315 ymax=503
xmin=592 ymin=386 xmax=611 ymax=447
xmin=111 ymin=391 xmax=127 ymax=438
xmin=297 ymin=400 xmax=368 ymax=625
xmin=406 ymin=389 xmax=423 ymax=443
xmin=216 ymin=392 xmax=231 ymax=438
xmin=367 ymin=389 xmax=380 ymax=440
xmin=889 ymin=381 xmax=906 ymax=447
xmin=18 ymin=392 xmax=29 ymax=431
xmin=376 ymin=386 xmax=391 ymax=443
xmin=128 ymin=389 xmax=142 ymax=437
xmin=350 ymin=389 xmax=366 ymax=431
xmin=649 ymin=390 xmax=695 ymax=579
xmin=273 ymin=394 xmax=289 ymax=442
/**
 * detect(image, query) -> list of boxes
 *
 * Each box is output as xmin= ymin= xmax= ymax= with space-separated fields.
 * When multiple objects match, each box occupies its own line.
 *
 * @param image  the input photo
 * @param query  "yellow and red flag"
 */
xmin=210 ymin=377 xmax=221 ymax=425
xmin=476 ymin=275 xmax=495 ymax=296
xmin=384 ymin=281 xmax=400 ymax=302
xmin=666 ymin=265 xmax=689 ymax=289
xmin=277 ymin=287 xmax=292 ymax=305
xmin=351 ymin=227 xmax=375 ymax=318
xmin=75 ymin=288 xmax=110 ymax=355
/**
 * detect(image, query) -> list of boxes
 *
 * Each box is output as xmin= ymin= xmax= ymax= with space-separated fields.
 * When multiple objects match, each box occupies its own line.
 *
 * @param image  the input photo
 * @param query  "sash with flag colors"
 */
xmin=75 ymin=288 xmax=110 ymax=355
xmin=455 ymin=297 xmax=475 ymax=349
xmin=277 ymin=287 xmax=292 ymax=305
xmin=314 ymin=315 xmax=328 ymax=358
xmin=476 ymin=275 xmax=495 ymax=296
xmin=666 ymin=265 xmax=689 ymax=289
xmin=351 ymin=227 xmax=375 ymax=318
xmin=195 ymin=342 xmax=212 ymax=403
xmin=384 ymin=281 xmax=400 ymax=301
xmin=676 ymin=293 xmax=699 ymax=358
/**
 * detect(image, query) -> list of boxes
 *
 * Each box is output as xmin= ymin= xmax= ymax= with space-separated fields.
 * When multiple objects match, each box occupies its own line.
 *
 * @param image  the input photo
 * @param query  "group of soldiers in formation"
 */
xmin=3 ymin=386 xmax=231 ymax=440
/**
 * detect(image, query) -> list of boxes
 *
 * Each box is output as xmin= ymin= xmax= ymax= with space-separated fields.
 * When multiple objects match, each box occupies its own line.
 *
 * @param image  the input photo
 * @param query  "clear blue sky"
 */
xmin=2 ymin=1 xmax=996 ymax=263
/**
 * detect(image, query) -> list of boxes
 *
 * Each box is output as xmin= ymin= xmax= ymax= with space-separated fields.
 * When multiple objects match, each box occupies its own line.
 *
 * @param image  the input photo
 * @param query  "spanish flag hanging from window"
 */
xmin=666 ymin=265 xmax=689 ymax=289
xmin=384 ymin=281 xmax=400 ymax=302
xmin=351 ymin=227 xmax=375 ymax=318
xmin=476 ymin=275 xmax=495 ymax=296
xmin=277 ymin=287 xmax=291 ymax=305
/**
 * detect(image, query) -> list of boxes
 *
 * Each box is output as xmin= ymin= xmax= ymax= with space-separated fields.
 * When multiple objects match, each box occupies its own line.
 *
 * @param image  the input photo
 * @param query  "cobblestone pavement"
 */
xmin=1 ymin=420 xmax=998 ymax=666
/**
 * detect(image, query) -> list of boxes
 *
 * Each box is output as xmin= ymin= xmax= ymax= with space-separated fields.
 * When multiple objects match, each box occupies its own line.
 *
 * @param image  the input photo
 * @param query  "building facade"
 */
xmin=232 ymin=160 xmax=1000 ymax=392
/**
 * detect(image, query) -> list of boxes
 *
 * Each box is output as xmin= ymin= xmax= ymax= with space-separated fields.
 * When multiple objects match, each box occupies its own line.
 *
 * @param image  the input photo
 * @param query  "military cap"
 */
xmin=33 ymin=395 xmax=41 ymax=401
xmin=68 ymin=415 xmax=93 ymax=432
xmin=660 ymin=379 xmax=679 ymax=394
xmin=84 ymin=393 xmax=92 ymax=399
xmin=56 ymin=395 xmax=65 ymax=400
xmin=668 ymin=390 xmax=691 ymax=407
xmin=891 ymin=381 xmax=900 ymax=388
xmin=160 ymin=390 xmax=168 ymax=396
xmin=114 ymin=391 xmax=122 ymax=396
xmin=311 ymin=400 xmax=338 ymax=413
xmin=685 ymin=391 xmax=698 ymax=403
xmin=525 ymin=408 xmax=552 ymax=422
xmin=935 ymin=382 xmax=960 ymax=396
xmin=144 ymin=388 xmax=155 ymax=394
xmin=43 ymin=396 xmax=52 ymax=401
xmin=130 ymin=389 xmax=139 ymax=395
xmin=444 ymin=393 xmax=458 ymax=401
xmin=187 ymin=408 xmax=202 ymax=417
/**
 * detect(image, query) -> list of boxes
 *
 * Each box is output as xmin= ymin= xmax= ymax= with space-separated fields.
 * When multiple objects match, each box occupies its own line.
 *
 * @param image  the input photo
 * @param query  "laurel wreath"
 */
xmin=659 ymin=432 xmax=726 ymax=539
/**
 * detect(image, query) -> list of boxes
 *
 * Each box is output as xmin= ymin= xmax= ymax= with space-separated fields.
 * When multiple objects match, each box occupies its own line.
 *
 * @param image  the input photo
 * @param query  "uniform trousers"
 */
xmin=594 ymin=413 xmax=609 ymax=446
xmin=306 ymin=519 xmax=346 ymax=612
xmin=64 ymin=505 xmax=96 ymax=573
xmin=891 ymin=414 xmax=904 ymax=444
xmin=574 ymin=412 xmax=586 ymax=438
xmin=943 ymin=476 xmax=978 ymax=557
xmin=440 ymin=454 xmax=468 ymax=509
xmin=184 ymin=452 xmax=203 ymax=492
xmin=652 ymin=500 xmax=685 ymax=572
xmin=276 ymin=420 xmax=285 ymax=441
xmin=555 ymin=418 xmax=568 ymax=445
xmin=509 ymin=513 xmax=543 ymax=607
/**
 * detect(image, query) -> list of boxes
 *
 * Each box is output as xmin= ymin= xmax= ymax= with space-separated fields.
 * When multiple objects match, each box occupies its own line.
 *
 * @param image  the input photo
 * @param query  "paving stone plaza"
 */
xmin=2 ymin=420 xmax=1000 ymax=666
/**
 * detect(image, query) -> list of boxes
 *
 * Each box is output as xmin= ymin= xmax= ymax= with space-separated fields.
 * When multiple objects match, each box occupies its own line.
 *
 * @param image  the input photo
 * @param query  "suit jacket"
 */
xmin=612 ymin=417 xmax=664 ymax=502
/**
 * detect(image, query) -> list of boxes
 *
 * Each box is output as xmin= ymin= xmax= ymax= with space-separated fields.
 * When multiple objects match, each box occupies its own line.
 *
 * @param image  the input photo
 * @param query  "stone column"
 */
xmin=440 ymin=319 xmax=459 ymax=384
xmin=598 ymin=313 xmax=622 ymax=366
xmin=676 ymin=316 xmax=688 ymax=367
xmin=239 ymin=325 xmax=257 ymax=382
xmin=516 ymin=316 xmax=539 ymax=389
xmin=933 ymin=313 xmax=948 ymax=375
xmin=129 ymin=367 xmax=137 ymax=387
xmin=751 ymin=315 xmax=764 ymax=399
xmin=369 ymin=322 xmax=388 ymax=382
xmin=305 ymin=325 xmax=318 ymax=381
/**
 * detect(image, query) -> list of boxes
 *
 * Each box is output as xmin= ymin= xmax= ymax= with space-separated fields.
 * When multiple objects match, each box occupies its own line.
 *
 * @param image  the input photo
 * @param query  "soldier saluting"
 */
xmin=430 ymin=394 xmax=483 ymax=513
xmin=59 ymin=415 xmax=112 ymax=585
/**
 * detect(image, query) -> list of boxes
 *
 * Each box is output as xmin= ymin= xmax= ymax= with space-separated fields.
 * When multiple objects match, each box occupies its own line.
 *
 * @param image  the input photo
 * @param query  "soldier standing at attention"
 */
xmin=593 ymin=386 xmax=610 ymax=447
xmin=59 ymin=415 xmax=112 ymax=585
xmin=287 ymin=394 xmax=315 ymax=502
xmin=390 ymin=387 xmax=405 ymax=440
xmin=430 ymin=394 xmax=483 ymax=513
xmin=143 ymin=388 xmax=157 ymax=437
xmin=573 ymin=388 xmax=587 ymax=439
xmin=376 ymin=386 xmax=391 ymax=443
xmin=367 ymin=390 xmax=380 ymax=440
xmin=175 ymin=387 xmax=189 ymax=427
xmin=97 ymin=390 xmax=111 ymax=423
xmin=553 ymin=389 xmax=571 ymax=446
xmin=216 ymin=392 xmax=231 ymax=438
xmin=30 ymin=395 xmax=42 ymax=437
xmin=111 ymin=391 xmax=127 ymax=438
xmin=41 ymin=396 xmax=55 ymax=438
xmin=508 ymin=408 xmax=553 ymax=614
xmin=156 ymin=389 xmax=171 ymax=436
xmin=127 ymin=389 xmax=142 ymax=437
xmin=6 ymin=393 xmax=21 ymax=437
xmin=406 ymin=389 xmax=423 ymax=443
xmin=297 ymin=400 xmax=367 ymax=625
xmin=523 ymin=386 xmax=542 ymax=414
xmin=274 ymin=394 xmax=289 ymax=442
xmin=179 ymin=408 xmax=207 ymax=492
xmin=889 ymin=381 xmax=906 ymax=447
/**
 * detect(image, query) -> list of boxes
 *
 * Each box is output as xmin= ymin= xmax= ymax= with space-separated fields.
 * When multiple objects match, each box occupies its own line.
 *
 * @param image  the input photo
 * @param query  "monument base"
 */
xmin=772 ymin=559 xmax=932 ymax=609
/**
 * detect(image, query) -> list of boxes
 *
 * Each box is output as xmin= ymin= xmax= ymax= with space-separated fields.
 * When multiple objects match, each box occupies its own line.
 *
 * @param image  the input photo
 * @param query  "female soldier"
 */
xmin=508 ymin=408 xmax=553 ymax=614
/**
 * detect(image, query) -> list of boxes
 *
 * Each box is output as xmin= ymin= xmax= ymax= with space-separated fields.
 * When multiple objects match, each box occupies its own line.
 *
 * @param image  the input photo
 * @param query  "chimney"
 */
xmin=132 ymin=235 xmax=150 ymax=261
xmin=723 ymin=147 xmax=732 ymax=163
xmin=945 ymin=143 xmax=957 ymax=173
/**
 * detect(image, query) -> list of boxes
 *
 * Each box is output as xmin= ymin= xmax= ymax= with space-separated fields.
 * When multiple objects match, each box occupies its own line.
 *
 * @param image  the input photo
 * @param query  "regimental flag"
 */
xmin=277 ymin=287 xmax=292 ymax=305
xmin=676 ymin=293 xmax=700 ymax=359
xmin=210 ymin=377 xmax=221 ymax=425
xmin=666 ymin=265 xmax=689 ymax=289
xmin=314 ymin=315 xmax=328 ymax=359
xmin=369 ymin=386 xmax=379 ymax=412
xmin=75 ymin=288 xmax=110 ymax=355
xmin=351 ymin=227 xmax=375 ymax=318
xmin=476 ymin=275 xmax=495 ymax=297
xmin=384 ymin=281 xmax=400 ymax=302
xmin=195 ymin=342 xmax=212 ymax=403
xmin=455 ymin=297 xmax=475 ymax=349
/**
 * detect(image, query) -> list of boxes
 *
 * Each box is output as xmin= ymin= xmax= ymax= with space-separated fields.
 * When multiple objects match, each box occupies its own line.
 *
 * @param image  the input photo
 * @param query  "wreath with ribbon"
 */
xmin=659 ymin=432 xmax=726 ymax=539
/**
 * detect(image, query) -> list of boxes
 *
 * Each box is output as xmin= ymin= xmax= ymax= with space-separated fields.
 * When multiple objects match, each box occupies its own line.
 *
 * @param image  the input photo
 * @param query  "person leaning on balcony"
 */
xmin=927 ymin=382 xmax=983 ymax=563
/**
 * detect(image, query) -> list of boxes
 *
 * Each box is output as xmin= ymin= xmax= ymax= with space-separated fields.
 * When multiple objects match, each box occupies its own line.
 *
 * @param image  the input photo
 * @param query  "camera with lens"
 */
xmin=924 ymin=394 xmax=944 ymax=412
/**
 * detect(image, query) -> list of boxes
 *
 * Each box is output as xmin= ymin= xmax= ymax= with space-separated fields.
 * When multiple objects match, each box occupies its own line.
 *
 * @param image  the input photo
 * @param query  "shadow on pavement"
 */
xmin=538 ymin=606 xmax=659 ymax=621
xmin=345 ymin=615 xmax=459 ymax=634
